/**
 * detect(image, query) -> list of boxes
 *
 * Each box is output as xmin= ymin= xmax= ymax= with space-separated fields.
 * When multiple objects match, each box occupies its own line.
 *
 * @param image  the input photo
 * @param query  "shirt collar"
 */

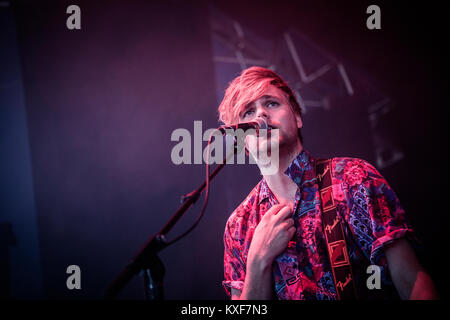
xmin=258 ymin=149 xmax=314 ymax=205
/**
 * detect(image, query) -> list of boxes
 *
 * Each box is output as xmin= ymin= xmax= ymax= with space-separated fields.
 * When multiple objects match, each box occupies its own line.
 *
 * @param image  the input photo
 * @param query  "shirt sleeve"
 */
xmin=363 ymin=161 xmax=420 ymax=265
xmin=222 ymin=217 xmax=245 ymax=296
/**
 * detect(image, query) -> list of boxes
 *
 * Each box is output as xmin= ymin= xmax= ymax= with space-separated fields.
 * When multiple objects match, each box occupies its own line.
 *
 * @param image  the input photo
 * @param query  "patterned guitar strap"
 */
xmin=315 ymin=159 xmax=358 ymax=299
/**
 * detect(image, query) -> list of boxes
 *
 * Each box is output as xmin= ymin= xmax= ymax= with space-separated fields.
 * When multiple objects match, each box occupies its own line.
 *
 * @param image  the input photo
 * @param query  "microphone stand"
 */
xmin=105 ymin=140 xmax=239 ymax=300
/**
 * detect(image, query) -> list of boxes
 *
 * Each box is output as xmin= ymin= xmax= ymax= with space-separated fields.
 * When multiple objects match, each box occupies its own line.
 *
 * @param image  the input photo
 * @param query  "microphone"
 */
xmin=217 ymin=117 xmax=268 ymax=134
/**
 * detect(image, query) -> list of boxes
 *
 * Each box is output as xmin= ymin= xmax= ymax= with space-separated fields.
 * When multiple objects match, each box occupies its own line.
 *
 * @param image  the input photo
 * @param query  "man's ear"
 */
xmin=295 ymin=113 xmax=303 ymax=129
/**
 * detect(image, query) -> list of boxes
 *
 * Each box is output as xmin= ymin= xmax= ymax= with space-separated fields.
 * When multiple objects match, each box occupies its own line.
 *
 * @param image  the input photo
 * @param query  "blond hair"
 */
xmin=218 ymin=66 xmax=302 ymax=126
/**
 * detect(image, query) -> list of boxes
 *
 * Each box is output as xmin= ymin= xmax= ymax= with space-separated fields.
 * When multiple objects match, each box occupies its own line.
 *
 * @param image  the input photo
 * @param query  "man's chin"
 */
xmin=254 ymin=154 xmax=280 ymax=175
xmin=251 ymin=145 xmax=277 ymax=159
xmin=248 ymin=142 xmax=280 ymax=171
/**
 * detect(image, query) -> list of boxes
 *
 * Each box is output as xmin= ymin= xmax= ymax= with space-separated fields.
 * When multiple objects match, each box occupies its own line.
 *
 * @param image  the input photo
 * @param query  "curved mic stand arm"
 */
xmin=104 ymin=141 xmax=236 ymax=300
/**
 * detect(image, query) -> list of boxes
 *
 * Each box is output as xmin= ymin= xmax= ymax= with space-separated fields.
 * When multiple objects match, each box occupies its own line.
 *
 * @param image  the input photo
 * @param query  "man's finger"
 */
xmin=274 ymin=205 xmax=293 ymax=220
xmin=267 ymin=203 xmax=286 ymax=215
xmin=286 ymin=218 xmax=295 ymax=227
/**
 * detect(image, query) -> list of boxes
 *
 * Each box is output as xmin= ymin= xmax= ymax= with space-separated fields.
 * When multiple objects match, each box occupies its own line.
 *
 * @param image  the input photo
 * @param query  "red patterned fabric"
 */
xmin=223 ymin=150 xmax=417 ymax=299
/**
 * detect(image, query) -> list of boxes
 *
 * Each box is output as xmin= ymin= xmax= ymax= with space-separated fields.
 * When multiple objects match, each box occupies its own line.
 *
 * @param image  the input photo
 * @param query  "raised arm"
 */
xmin=235 ymin=204 xmax=295 ymax=300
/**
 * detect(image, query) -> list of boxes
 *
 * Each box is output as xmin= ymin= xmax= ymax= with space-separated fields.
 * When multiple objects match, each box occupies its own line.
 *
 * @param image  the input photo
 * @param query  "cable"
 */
xmin=164 ymin=130 xmax=218 ymax=247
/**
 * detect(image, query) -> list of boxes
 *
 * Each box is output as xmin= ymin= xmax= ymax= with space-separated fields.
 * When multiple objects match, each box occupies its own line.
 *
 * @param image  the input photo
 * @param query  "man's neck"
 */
xmin=262 ymin=143 xmax=303 ymax=205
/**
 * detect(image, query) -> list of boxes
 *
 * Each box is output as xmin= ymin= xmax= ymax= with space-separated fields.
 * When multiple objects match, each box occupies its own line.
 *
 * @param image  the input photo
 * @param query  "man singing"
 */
xmin=219 ymin=66 xmax=438 ymax=300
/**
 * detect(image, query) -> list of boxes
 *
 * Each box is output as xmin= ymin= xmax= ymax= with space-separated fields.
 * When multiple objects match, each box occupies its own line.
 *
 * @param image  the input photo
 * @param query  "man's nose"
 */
xmin=255 ymin=105 xmax=269 ymax=119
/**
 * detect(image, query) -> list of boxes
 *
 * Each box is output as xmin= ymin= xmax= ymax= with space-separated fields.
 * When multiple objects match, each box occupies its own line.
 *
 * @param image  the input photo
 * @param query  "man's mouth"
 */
xmin=260 ymin=125 xmax=276 ymax=139
xmin=257 ymin=126 xmax=274 ymax=135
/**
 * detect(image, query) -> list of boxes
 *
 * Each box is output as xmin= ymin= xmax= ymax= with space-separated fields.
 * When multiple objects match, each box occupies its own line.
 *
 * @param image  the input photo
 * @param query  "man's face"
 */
xmin=237 ymin=85 xmax=303 ymax=164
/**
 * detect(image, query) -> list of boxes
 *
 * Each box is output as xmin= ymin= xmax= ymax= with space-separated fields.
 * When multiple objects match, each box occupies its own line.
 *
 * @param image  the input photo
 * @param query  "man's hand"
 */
xmin=234 ymin=204 xmax=295 ymax=300
xmin=247 ymin=203 xmax=296 ymax=267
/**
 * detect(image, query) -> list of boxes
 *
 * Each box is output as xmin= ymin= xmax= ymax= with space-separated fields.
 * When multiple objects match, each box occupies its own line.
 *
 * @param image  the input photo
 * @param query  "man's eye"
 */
xmin=267 ymin=101 xmax=279 ymax=107
xmin=243 ymin=109 xmax=254 ymax=118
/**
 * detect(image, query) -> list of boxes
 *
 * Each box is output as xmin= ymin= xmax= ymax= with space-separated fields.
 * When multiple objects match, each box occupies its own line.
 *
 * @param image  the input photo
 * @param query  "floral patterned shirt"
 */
xmin=223 ymin=150 xmax=417 ymax=299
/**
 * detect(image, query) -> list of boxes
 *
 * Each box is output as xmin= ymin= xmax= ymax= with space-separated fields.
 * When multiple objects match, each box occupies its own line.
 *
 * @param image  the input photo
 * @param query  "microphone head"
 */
xmin=253 ymin=117 xmax=268 ymax=130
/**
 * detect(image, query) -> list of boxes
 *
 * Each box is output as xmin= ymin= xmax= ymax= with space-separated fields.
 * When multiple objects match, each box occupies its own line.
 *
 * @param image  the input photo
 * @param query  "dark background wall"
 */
xmin=1 ymin=0 xmax=448 ymax=299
